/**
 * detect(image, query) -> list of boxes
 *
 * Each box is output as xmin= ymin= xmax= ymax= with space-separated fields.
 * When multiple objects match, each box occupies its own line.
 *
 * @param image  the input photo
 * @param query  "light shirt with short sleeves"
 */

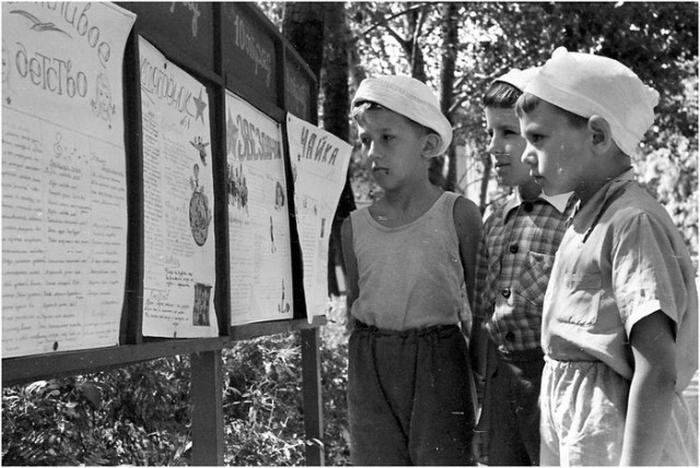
xmin=542 ymin=170 xmax=698 ymax=392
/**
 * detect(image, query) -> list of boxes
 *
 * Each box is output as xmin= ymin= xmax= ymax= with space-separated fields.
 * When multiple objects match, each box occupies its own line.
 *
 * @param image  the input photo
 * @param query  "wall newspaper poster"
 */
xmin=1 ymin=2 xmax=135 ymax=357
xmin=138 ymin=37 xmax=218 ymax=338
xmin=225 ymin=91 xmax=294 ymax=326
xmin=286 ymin=113 xmax=352 ymax=321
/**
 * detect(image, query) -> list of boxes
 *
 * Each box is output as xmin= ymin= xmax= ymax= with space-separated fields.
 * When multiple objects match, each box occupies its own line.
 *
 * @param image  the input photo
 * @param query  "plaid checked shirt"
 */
xmin=474 ymin=190 xmax=576 ymax=352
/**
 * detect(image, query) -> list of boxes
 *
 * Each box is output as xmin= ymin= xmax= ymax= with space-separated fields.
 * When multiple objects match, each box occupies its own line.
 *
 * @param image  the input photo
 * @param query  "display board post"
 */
xmin=301 ymin=328 xmax=324 ymax=465
xmin=191 ymin=349 xmax=225 ymax=466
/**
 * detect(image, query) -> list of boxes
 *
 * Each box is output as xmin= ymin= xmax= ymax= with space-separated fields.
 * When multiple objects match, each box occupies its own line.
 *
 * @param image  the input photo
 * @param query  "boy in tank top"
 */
xmin=341 ymin=74 xmax=482 ymax=465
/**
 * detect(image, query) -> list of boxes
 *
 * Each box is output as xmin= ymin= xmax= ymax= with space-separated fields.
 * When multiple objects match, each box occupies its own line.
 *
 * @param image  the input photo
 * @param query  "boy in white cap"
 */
xmin=516 ymin=47 xmax=698 ymax=466
xmin=341 ymin=74 xmax=482 ymax=465
xmin=471 ymin=67 xmax=576 ymax=466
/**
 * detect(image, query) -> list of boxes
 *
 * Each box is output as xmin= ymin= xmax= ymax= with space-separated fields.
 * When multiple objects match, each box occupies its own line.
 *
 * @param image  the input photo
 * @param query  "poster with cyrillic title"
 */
xmin=138 ymin=37 xmax=218 ymax=338
xmin=226 ymin=91 xmax=294 ymax=325
xmin=286 ymin=113 xmax=352 ymax=322
xmin=1 ymin=3 xmax=135 ymax=357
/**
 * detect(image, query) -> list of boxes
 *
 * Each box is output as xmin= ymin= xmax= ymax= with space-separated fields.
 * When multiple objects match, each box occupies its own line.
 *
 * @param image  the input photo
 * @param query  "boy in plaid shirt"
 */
xmin=470 ymin=68 xmax=575 ymax=465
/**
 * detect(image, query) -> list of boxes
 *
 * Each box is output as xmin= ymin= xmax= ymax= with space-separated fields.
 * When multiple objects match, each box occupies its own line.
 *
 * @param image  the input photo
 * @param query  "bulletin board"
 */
xmin=2 ymin=1 xmax=352 ymax=384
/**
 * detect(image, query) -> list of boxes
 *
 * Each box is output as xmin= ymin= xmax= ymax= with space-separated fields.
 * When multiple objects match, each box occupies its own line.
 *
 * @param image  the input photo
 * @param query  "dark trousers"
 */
xmin=483 ymin=343 xmax=544 ymax=466
xmin=347 ymin=322 xmax=476 ymax=466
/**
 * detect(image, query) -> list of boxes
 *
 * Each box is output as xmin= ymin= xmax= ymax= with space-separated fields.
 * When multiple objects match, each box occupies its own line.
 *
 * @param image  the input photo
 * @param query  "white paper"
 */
xmin=138 ymin=37 xmax=218 ymax=338
xmin=286 ymin=113 xmax=352 ymax=322
xmin=2 ymin=2 xmax=135 ymax=357
xmin=226 ymin=92 xmax=294 ymax=325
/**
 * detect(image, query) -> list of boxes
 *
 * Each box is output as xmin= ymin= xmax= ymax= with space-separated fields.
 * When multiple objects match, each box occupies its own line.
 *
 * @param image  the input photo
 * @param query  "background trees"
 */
xmin=265 ymin=1 xmax=698 ymax=263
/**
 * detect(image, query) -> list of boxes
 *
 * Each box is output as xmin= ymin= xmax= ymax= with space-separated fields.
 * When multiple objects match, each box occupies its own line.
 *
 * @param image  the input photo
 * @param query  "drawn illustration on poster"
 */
xmin=1 ymin=3 xmax=135 ymax=357
xmin=285 ymin=113 xmax=352 ymax=322
xmin=138 ymin=37 xmax=218 ymax=338
xmin=226 ymin=91 xmax=294 ymax=325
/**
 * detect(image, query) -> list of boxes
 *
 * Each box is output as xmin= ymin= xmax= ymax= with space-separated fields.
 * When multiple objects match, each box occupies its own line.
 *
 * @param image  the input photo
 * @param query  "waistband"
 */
xmin=496 ymin=346 xmax=544 ymax=363
xmin=353 ymin=319 xmax=459 ymax=338
xmin=543 ymin=355 xmax=600 ymax=364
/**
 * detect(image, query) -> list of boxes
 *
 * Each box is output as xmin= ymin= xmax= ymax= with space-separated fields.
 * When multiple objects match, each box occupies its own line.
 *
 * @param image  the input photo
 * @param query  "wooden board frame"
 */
xmin=3 ymin=2 xmax=326 ymax=465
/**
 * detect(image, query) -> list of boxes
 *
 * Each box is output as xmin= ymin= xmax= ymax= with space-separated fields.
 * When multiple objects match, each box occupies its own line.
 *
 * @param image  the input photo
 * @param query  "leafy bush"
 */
xmin=2 ymin=298 xmax=351 ymax=466
xmin=2 ymin=356 xmax=192 ymax=465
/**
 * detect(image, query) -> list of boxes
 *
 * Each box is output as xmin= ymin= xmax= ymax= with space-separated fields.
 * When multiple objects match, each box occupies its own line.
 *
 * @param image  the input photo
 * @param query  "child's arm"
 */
xmin=340 ymin=216 xmax=359 ymax=331
xmin=469 ymin=235 xmax=490 ymax=378
xmin=454 ymin=197 xmax=483 ymax=340
xmin=454 ymin=197 xmax=482 ymax=311
xmin=620 ymin=310 xmax=676 ymax=466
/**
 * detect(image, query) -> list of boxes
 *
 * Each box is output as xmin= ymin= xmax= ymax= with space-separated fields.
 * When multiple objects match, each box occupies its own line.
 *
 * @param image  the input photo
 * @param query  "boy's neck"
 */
xmin=576 ymin=165 xmax=632 ymax=206
xmin=385 ymin=178 xmax=440 ymax=202
xmin=374 ymin=180 xmax=443 ymax=225
xmin=518 ymin=179 xmax=542 ymax=201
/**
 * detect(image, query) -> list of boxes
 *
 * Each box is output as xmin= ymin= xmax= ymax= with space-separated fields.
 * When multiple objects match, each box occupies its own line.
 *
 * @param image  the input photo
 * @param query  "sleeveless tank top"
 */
xmin=350 ymin=191 xmax=466 ymax=330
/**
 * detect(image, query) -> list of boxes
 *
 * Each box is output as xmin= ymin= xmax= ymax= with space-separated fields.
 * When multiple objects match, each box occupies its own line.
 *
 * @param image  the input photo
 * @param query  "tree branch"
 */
xmin=360 ymin=3 xmax=426 ymax=36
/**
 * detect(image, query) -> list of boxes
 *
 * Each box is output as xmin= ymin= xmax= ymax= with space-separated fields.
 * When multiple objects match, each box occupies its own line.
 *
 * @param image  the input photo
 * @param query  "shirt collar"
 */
xmin=571 ymin=168 xmax=635 ymax=240
xmin=503 ymin=188 xmax=574 ymax=218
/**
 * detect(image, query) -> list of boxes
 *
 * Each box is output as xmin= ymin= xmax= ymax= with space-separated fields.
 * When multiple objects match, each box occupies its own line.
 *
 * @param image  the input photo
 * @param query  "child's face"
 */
xmin=484 ymin=107 xmax=531 ymax=188
xmin=520 ymin=101 xmax=590 ymax=196
xmin=357 ymin=108 xmax=429 ymax=190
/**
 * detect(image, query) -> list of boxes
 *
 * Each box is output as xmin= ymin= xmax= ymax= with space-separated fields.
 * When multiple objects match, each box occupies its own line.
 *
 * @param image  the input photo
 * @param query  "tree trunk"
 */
xmin=283 ymin=3 xmax=356 ymax=296
xmin=322 ymin=2 xmax=356 ymax=296
xmin=283 ymin=3 xmax=326 ymax=77
xmin=440 ymin=2 xmax=459 ymax=192
xmin=405 ymin=5 xmax=428 ymax=82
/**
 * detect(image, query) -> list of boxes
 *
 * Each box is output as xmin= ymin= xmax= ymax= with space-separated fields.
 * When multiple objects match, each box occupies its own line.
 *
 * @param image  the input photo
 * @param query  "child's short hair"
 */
xmin=483 ymin=67 xmax=540 ymax=109
xmin=351 ymin=75 xmax=452 ymax=155
xmin=515 ymin=93 xmax=589 ymax=128
xmin=352 ymin=101 xmax=433 ymax=137
xmin=483 ymin=81 xmax=522 ymax=109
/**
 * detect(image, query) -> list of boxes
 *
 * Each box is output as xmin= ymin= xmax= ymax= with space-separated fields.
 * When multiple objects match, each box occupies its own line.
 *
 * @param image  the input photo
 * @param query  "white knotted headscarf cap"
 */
xmin=524 ymin=47 xmax=660 ymax=157
xmin=352 ymin=75 xmax=453 ymax=156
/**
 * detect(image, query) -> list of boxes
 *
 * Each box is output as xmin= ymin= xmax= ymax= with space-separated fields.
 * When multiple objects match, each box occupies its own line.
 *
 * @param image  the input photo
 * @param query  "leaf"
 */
xmin=78 ymin=382 xmax=102 ymax=408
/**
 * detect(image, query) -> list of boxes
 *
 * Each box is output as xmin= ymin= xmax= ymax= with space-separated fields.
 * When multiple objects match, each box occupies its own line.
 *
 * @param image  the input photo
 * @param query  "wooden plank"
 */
xmin=229 ymin=316 xmax=325 ymax=341
xmin=300 ymin=327 xmax=324 ymax=465
xmin=191 ymin=350 xmax=225 ymax=466
xmin=2 ymin=338 xmax=227 ymax=387
xmin=221 ymin=3 xmax=278 ymax=103
xmin=3 ymin=318 xmax=326 ymax=387
xmin=117 ymin=2 xmax=216 ymax=73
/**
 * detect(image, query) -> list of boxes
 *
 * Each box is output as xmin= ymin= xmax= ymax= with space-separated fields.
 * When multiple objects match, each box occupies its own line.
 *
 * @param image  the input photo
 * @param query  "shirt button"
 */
xmin=509 ymin=243 xmax=519 ymax=254
xmin=523 ymin=202 xmax=534 ymax=212
xmin=505 ymin=331 xmax=515 ymax=342
xmin=501 ymin=288 xmax=511 ymax=298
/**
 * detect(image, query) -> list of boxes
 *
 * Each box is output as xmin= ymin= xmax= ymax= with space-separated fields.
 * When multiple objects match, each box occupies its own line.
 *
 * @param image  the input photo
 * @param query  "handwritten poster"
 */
xmin=2 ymin=3 xmax=135 ymax=357
xmin=138 ymin=37 xmax=218 ymax=338
xmin=226 ymin=91 xmax=294 ymax=325
xmin=286 ymin=114 xmax=352 ymax=321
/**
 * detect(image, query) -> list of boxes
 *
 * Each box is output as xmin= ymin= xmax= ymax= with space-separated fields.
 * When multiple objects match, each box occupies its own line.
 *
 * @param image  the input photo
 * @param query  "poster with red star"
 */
xmin=138 ymin=37 xmax=218 ymax=338
xmin=226 ymin=91 xmax=294 ymax=325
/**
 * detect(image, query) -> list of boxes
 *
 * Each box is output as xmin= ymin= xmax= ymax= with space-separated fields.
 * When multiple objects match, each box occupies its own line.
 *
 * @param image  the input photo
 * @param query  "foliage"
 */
xmin=2 ymin=301 xmax=352 ymax=466
xmin=2 ymin=357 xmax=192 ymax=466
xmin=342 ymin=2 xmax=698 ymax=261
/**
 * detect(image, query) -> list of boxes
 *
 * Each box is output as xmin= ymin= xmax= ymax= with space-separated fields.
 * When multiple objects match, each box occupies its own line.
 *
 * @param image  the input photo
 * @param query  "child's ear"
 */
xmin=422 ymin=133 xmax=441 ymax=158
xmin=588 ymin=116 xmax=614 ymax=154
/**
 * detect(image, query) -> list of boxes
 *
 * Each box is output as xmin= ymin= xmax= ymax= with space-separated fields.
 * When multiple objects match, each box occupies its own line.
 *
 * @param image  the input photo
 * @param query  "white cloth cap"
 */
xmin=524 ymin=47 xmax=660 ymax=156
xmin=352 ymin=75 xmax=453 ymax=156
xmin=493 ymin=67 xmax=540 ymax=92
